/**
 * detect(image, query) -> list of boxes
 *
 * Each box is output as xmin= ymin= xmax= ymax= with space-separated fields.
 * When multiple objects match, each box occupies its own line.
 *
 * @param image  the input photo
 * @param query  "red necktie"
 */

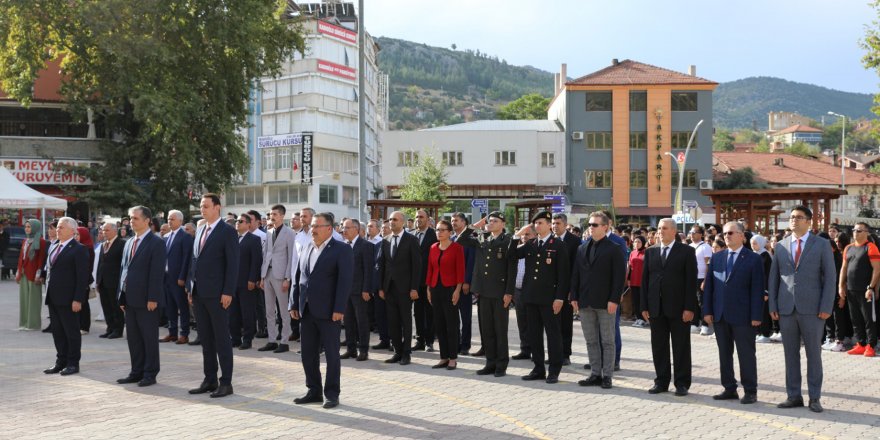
xmin=50 ymin=244 xmax=63 ymax=265
xmin=129 ymin=237 xmax=140 ymax=263
xmin=794 ymin=238 xmax=802 ymax=267
xmin=199 ymin=226 xmax=212 ymax=253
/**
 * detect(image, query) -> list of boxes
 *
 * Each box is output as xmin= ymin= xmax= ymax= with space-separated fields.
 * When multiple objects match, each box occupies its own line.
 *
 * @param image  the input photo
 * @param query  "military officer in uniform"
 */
xmin=459 ymin=211 xmax=518 ymax=377
xmin=516 ymin=211 xmax=570 ymax=384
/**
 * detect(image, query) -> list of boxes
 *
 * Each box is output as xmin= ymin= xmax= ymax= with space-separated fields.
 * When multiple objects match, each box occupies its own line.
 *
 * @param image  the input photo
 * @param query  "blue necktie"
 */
xmin=726 ymin=251 xmax=736 ymax=281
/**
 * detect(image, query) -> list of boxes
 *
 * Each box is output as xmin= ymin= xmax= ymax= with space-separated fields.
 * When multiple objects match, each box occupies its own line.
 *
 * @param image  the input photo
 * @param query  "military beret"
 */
xmin=487 ymin=211 xmax=505 ymax=222
xmin=531 ymin=210 xmax=552 ymax=223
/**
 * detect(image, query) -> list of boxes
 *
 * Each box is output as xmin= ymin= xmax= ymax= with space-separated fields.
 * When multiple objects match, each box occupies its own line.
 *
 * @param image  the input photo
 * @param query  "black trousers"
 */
xmin=300 ymin=307 xmax=342 ymax=400
xmin=760 ymin=297 xmax=781 ymax=337
xmin=526 ymin=303 xmax=562 ymax=375
xmin=79 ymin=299 xmax=91 ymax=331
xmin=479 ymin=295 xmax=509 ymax=370
xmin=824 ymin=297 xmax=852 ymax=341
xmin=714 ymin=318 xmax=757 ymax=393
xmin=649 ymin=314 xmax=692 ymax=389
xmin=193 ymin=293 xmax=234 ymax=385
xmin=230 ymin=287 xmax=257 ymax=344
xmin=373 ymin=293 xmax=390 ymax=343
xmin=630 ymin=286 xmax=641 ymax=319
xmin=848 ymin=289 xmax=877 ymax=346
xmin=693 ymin=279 xmax=704 ymax=326
xmin=514 ymin=288 xmax=530 ymax=353
xmin=386 ymin=282 xmax=413 ymax=355
xmin=255 ymin=287 xmax=267 ymax=333
xmin=414 ymin=284 xmax=434 ymax=345
xmin=431 ymin=284 xmax=459 ymax=360
xmin=560 ymin=301 xmax=573 ymax=358
xmin=344 ymin=294 xmax=371 ymax=351
xmin=49 ymin=303 xmax=81 ymax=368
xmin=458 ymin=292 xmax=473 ymax=351
xmin=98 ymin=284 xmax=123 ymax=334
xmin=125 ymin=306 xmax=160 ymax=379
xmin=164 ymin=278 xmax=190 ymax=337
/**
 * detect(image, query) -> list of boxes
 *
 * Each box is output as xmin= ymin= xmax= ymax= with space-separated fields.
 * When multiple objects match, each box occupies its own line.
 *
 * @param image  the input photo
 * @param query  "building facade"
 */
xmin=769 ymin=124 xmax=823 ymax=149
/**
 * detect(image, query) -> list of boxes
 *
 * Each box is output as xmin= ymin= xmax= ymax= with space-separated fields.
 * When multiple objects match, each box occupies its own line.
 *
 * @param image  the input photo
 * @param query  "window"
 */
xmin=228 ymin=187 xmax=264 ymax=206
xmin=586 ymin=92 xmax=612 ymax=111
xmin=398 ymin=151 xmax=419 ymax=167
xmin=319 ymin=184 xmax=338 ymax=204
xmin=268 ymin=185 xmax=308 ymax=204
xmin=629 ymin=91 xmax=647 ymax=111
xmin=671 ymin=132 xmax=697 ymax=149
xmin=262 ymin=149 xmax=276 ymax=170
xmin=630 ymin=171 xmax=647 ymax=188
xmin=342 ymin=186 xmax=359 ymax=207
xmin=541 ymin=152 xmax=556 ymax=168
xmin=495 ymin=151 xmax=516 ymax=166
xmin=671 ymin=170 xmax=698 ymax=188
xmin=671 ymin=92 xmax=698 ymax=111
xmin=585 ymin=132 xmax=613 ymax=150
xmin=316 ymin=150 xmax=358 ymax=173
xmin=585 ymin=170 xmax=613 ymax=188
xmin=278 ymin=148 xmax=290 ymax=170
xmin=442 ymin=151 xmax=463 ymax=166
xmin=630 ymin=132 xmax=647 ymax=149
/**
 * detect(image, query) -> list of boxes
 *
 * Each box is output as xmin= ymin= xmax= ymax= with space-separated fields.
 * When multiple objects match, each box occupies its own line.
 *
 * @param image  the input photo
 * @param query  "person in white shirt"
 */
xmin=690 ymin=225 xmax=714 ymax=336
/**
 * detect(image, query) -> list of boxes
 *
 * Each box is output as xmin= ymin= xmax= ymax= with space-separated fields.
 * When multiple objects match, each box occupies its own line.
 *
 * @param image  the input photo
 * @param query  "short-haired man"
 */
xmin=551 ymin=213 xmax=579 ymax=366
xmin=690 ymin=225 xmax=714 ymax=336
xmin=160 ymin=209 xmax=194 ymax=344
xmin=450 ymin=212 xmax=476 ymax=355
xmin=230 ymin=214 xmax=262 ymax=350
xmin=340 ymin=219 xmax=375 ymax=361
xmin=838 ymin=222 xmax=879 ymax=357
xmin=512 ymin=224 xmax=536 ymax=360
xmin=378 ymin=211 xmax=422 ymax=365
xmin=258 ymin=204 xmax=297 ymax=354
xmin=96 ymin=222 xmax=125 ymax=339
xmin=412 ymin=209 xmax=438 ymax=352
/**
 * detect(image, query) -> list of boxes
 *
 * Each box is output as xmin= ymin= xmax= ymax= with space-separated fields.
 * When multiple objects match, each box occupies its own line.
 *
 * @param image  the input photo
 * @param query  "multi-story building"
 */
xmin=225 ymin=1 xmax=387 ymax=220
xmin=769 ymin=124 xmax=823 ymax=149
xmin=768 ymin=111 xmax=815 ymax=132
xmin=548 ymin=59 xmax=717 ymax=226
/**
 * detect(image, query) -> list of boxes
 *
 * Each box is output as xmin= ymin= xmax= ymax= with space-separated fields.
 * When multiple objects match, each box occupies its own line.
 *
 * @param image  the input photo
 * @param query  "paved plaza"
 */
xmin=1 ymin=279 xmax=878 ymax=439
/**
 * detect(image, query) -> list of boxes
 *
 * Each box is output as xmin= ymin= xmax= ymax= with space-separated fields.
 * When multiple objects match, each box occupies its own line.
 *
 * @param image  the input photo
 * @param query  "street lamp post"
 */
xmin=828 ymin=111 xmax=846 ymax=191
xmin=665 ymin=119 xmax=703 ymax=231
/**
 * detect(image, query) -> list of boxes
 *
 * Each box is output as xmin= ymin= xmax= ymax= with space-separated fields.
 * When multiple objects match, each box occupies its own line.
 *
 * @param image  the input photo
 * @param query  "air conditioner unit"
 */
xmin=699 ymin=179 xmax=713 ymax=190
xmin=571 ymin=131 xmax=584 ymax=141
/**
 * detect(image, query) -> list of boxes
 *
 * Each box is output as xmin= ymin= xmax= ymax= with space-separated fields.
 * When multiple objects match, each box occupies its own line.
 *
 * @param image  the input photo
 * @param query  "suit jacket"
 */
xmin=44 ymin=239 xmax=90 ymax=306
xmin=458 ymin=231 xmax=517 ymax=298
xmin=290 ymin=238 xmax=353 ymax=319
xmin=96 ymin=237 xmax=124 ymax=291
xmin=768 ymin=233 xmax=836 ymax=316
xmin=702 ymin=247 xmax=765 ymax=325
xmin=118 ymin=232 xmax=166 ymax=308
xmin=261 ymin=225 xmax=297 ymax=280
xmin=570 ymin=236 xmax=626 ymax=309
xmin=164 ymin=228 xmax=193 ymax=284
xmin=425 ymin=241 xmax=465 ymax=288
xmin=413 ymin=227 xmax=437 ymax=287
xmin=558 ymin=232 xmax=582 ymax=272
xmin=17 ymin=238 xmax=47 ymax=282
xmin=453 ymin=227 xmax=476 ymax=284
xmin=237 ymin=232 xmax=262 ymax=292
xmin=640 ymin=241 xmax=698 ymax=318
xmin=371 ymin=240 xmax=382 ymax=294
xmin=187 ymin=220 xmax=240 ymax=298
xmin=348 ymin=237 xmax=374 ymax=296
xmin=514 ymin=235 xmax=570 ymax=305
xmin=379 ymin=232 xmax=422 ymax=295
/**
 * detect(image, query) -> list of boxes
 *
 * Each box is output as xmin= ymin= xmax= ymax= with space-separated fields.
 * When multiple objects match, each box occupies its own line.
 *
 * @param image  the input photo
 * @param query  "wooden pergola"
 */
xmin=509 ymin=199 xmax=554 ymax=228
xmin=365 ymin=199 xmax=445 ymax=221
xmin=701 ymin=188 xmax=847 ymax=234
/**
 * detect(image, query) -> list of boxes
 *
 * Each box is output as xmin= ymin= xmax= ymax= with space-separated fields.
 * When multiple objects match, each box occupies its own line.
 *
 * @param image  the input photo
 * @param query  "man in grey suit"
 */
xmin=768 ymin=205 xmax=836 ymax=413
xmin=258 ymin=204 xmax=298 ymax=354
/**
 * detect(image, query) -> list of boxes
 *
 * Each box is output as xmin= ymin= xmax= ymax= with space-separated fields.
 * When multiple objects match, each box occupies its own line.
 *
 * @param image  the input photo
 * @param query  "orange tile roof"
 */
xmin=566 ymin=59 xmax=717 ymax=86
xmin=714 ymin=152 xmax=880 ymax=186
xmin=772 ymin=124 xmax=823 ymax=135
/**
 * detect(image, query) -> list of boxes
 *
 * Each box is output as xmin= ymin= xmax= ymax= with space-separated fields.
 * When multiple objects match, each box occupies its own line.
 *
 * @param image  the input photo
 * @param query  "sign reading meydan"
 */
xmin=1 ymin=158 xmax=101 ymax=185
xmin=257 ymin=133 xmax=303 ymax=149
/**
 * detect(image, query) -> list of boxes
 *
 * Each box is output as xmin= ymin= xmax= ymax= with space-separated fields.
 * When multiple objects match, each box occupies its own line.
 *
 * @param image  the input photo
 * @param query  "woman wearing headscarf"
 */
xmin=17 ymin=219 xmax=47 ymax=330
xmin=750 ymin=234 xmax=775 ymax=343
xmin=75 ymin=226 xmax=96 ymax=334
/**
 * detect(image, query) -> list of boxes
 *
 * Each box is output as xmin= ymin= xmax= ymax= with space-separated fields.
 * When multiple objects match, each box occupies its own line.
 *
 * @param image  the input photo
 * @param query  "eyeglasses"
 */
xmin=723 ymin=231 xmax=739 ymax=236
xmin=587 ymin=223 xmax=604 ymax=228
xmin=235 ymin=220 xmax=247 ymax=224
xmin=789 ymin=215 xmax=807 ymax=221
xmin=853 ymin=229 xmax=869 ymax=233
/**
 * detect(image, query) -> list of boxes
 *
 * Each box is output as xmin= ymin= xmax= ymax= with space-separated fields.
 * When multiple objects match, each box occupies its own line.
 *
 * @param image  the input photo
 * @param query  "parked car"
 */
xmin=1 ymin=226 xmax=26 ymax=275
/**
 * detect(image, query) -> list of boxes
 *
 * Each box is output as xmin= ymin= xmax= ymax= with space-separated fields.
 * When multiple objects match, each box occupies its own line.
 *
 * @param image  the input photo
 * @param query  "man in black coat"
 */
xmin=97 ymin=223 xmax=125 ymax=339
xmin=341 ymin=219 xmax=375 ymax=361
xmin=378 ymin=211 xmax=422 ymax=365
xmin=230 ymin=214 xmax=262 ymax=350
xmin=552 ymin=213 xmax=581 ymax=366
xmin=641 ymin=218 xmax=698 ymax=396
xmin=412 ymin=209 xmax=437 ymax=352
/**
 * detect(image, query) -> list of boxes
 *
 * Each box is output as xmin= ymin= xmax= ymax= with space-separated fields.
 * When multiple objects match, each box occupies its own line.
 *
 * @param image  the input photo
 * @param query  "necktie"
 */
xmin=166 ymin=231 xmax=174 ymax=249
xmin=129 ymin=237 xmax=140 ymax=263
xmin=661 ymin=246 xmax=669 ymax=265
xmin=794 ymin=238 xmax=802 ymax=267
xmin=50 ymin=244 xmax=63 ymax=265
xmin=391 ymin=235 xmax=398 ymax=258
xmin=726 ymin=251 xmax=736 ymax=281
xmin=538 ymin=239 xmax=544 ymax=249
xmin=103 ymin=241 xmax=109 ymax=254
xmin=417 ymin=231 xmax=423 ymax=245
xmin=199 ymin=226 xmax=212 ymax=253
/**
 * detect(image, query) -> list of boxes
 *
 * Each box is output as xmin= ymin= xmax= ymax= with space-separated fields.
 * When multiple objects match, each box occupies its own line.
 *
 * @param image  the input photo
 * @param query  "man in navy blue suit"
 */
xmin=291 ymin=212 xmax=353 ymax=409
xmin=116 ymin=206 xmax=166 ymax=387
xmin=160 ymin=209 xmax=193 ymax=344
xmin=186 ymin=193 xmax=240 ymax=398
xmin=340 ymin=219 xmax=374 ymax=361
xmin=42 ymin=217 xmax=90 ymax=376
xmin=230 ymin=213 xmax=262 ymax=350
xmin=703 ymin=221 xmax=765 ymax=404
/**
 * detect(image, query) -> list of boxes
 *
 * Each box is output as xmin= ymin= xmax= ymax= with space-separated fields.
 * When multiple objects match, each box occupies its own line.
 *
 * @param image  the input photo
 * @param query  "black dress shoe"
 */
xmin=42 ymin=325 xmax=52 ymax=333
xmin=294 ymin=393 xmax=323 ymax=405
xmin=740 ymin=393 xmax=757 ymax=404
xmin=601 ymin=377 xmax=612 ymax=389
xmin=138 ymin=377 xmax=157 ymax=387
xmin=476 ymin=366 xmax=494 ymax=375
xmin=562 ymin=357 xmax=571 ymax=366
xmin=446 ymin=362 xmax=457 ymax=371
xmin=425 ymin=344 xmax=435 ymax=352
xmin=188 ymin=381 xmax=219 ymax=394
xmin=713 ymin=389 xmax=739 ymax=400
xmin=614 ymin=364 xmax=620 ymax=372
xmin=459 ymin=348 xmax=469 ymax=356
xmin=255 ymin=330 xmax=268 ymax=339
xmin=521 ymin=371 xmax=546 ymax=381
xmin=432 ymin=361 xmax=450 ymax=369
xmin=372 ymin=341 xmax=390 ymax=350
xmin=43 ymin=365 xmax=64 ymax=374
xmin=187 ymin=338 xmax=201 ymax=346
xmin=323 ymin=399 xmax=339 ymax=409
xmin=385 ymin=353 xmax=402 ymax=364
xmin=340 ymin=350 xmax=357 ymax=360
xmin=777 ymin=397 xmax=805 ymax=408
xmin=583 ymin=363 xmax=591 ymax=370
xmin=412 ymin=342 xmax=426 ymax=351
xmin=59 ymin=366 xmax=79 ymax=376
xmin=808 ymin=398 xmax=823 ymax=413
xmin=239 ymin=341 xmax=252 ymax=350
xmin=116 ymin=375 xmax=142 ymax=384
xmin=210 ymin=384 xmax=233 ymax=398
xmin=494 ymin=369 xmax=506 ymax=377
xmin=232 ymin=340 xmax=241 ymax=348
xmin=545 ymin=374 xmax=559 ymax=384
xmin=399 ymin=354 xmax=411 ymax=365
xmin=273 ymin=343 xmax=289 ymax=353
xmin=99 ymin=332 xmax=111 ymax=338
xmin=258 ymin=342 xmax=278 ymax=352
xmin=578 ymin=375 xmax=602 ymax=386
xmin=674 ymin=387 xmax=689 ymax=396
xmin=648 ymin=384 xmax=669 ymax=394
xmin=356 ymin=352 xmax=368 ymax=361
xmin=471 ymin=347 xmax=485 ymax=357
xmin=511 ymin=352 xmax=531 ymax=360
xmin=107 ymin=331 xmax=123 ymax=339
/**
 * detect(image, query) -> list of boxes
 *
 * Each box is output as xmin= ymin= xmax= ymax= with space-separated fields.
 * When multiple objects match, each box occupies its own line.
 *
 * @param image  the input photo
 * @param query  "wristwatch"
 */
xmin=868 ymin=285 xmax=875 ymax=291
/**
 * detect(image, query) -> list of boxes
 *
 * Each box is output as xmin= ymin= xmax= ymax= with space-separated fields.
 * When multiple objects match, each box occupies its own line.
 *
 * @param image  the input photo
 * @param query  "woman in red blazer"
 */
xmin=17 ymin=219 xmax=47 ymax=330
xmin=425 ymin=219 xmax=465 ymax=370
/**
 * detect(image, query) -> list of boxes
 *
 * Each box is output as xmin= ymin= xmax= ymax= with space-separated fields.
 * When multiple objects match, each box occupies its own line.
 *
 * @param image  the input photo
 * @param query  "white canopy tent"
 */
xmin=0 ymin=165 xmax=67 ymax=229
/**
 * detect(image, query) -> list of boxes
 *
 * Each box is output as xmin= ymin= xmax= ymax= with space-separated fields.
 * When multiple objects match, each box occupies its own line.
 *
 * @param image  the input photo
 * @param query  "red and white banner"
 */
xmin=2 ymin=158 xmax=100 ymax=185
xmin=317 ymin=59 xmax=357 ymax=81
xmin=317 ymin=21 xmax=357 ymax=45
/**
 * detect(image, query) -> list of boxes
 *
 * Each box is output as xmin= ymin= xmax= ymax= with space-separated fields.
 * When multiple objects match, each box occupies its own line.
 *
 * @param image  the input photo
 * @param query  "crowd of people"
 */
xmin=7 ymin=197 xmax=879 ymax=412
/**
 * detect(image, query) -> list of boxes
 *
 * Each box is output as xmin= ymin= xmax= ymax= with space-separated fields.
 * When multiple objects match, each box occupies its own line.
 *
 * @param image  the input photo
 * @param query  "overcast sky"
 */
xmin=364 ymin=0 xmax=878 ymax=94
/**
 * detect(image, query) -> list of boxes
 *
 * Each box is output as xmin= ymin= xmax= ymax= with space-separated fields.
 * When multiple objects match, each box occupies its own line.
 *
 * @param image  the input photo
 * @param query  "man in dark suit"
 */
xmin=571 ymin=211 xmax=625 ymax=389
xmin=412 ymin=209 xmax=437 ymax=352
xmin=451 ymin=213 xmax=476 ymax=355
xmin=116 ymin=206 xmax=166 ymax=387
xmin=370 ymin=221 xmax=391 ymax=350
xmin=641 ymin=218 xmax=698 ymax=396
xmin=230 ymin=213 xmax=262 ymax=350
xmin=379 ymin=211 xmax=422 ymax=365
xmin=703 ymin=221 xmax=765 ymax=404
xmin=96 ymin=222 xmax=125 ymax=339
xmin=290 ymin=212 xmax=353 ymax=409
xmin=552 ymin=213 xmax=581 ymax=366
xmin=186 ymin=193 xmax=240 ymax=398
xmin=515 ymin=211 xmax=570 ymax=384
xmin=341 ymin=219 xmax=375 ymax=361
xmin=42 ymin=217 xmax=90 ymax=376
xmin=161 ymin=209 xmax=194 ymax=344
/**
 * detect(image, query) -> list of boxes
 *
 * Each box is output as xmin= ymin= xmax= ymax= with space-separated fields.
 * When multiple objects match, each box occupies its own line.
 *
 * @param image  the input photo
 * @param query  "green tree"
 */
xmin=713 ymin=129 xmax=735 ymax=151
xmin=398 ymin=149 xmax=449 ymax=213
xmin=714 ymin=167 xmax=769 ymax=190
xmin=753 ymin=138 xmax=771 ymax=153
xmin=734 ymin=129 xmax=762 ymax=144
xmin=496 ymin=93 xmax=551 ymax=120
xmin=0 ymin=0 xmax=305 ymax=213
xmin=783 ymin=141 xmax=820 ymax=157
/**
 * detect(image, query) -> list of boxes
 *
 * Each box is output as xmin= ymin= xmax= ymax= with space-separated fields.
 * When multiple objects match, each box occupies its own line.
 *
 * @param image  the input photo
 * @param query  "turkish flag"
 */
xmin=293 ymin=161 xmax=299 ymax=171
